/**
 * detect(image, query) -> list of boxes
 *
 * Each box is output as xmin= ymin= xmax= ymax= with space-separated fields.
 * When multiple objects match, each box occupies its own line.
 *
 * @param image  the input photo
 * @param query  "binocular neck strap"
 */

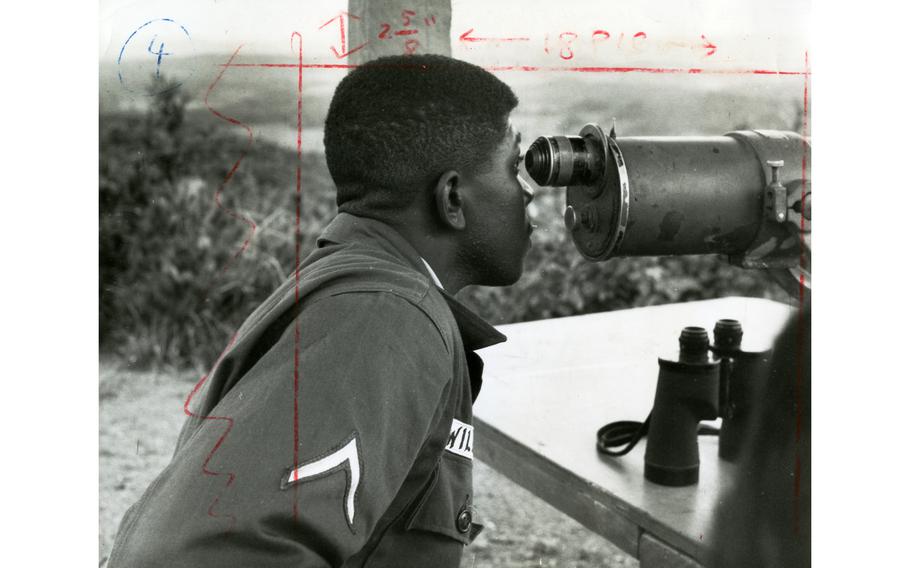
xmin=596 ymin=414 xmax=720 ymax=457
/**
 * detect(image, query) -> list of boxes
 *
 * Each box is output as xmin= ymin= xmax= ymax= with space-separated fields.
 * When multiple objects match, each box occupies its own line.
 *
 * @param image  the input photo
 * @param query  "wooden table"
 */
xmin=473 ymin=297 xmax=796 ymax=567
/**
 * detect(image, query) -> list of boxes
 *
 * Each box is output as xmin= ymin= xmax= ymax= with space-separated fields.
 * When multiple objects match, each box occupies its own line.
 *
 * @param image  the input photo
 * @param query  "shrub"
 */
xmin=100 ymin=80 xmax=334 ymax=368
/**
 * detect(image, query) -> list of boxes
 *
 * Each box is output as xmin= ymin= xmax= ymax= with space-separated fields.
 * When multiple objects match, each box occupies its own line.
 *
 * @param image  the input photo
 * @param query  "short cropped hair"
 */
xmin=324 ymin=54 xmax=519 ymax=215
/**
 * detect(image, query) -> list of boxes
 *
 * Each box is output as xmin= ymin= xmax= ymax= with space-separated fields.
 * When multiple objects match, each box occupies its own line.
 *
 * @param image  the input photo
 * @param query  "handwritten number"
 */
xmin=378 ymin=23 xmax=391 ymax=40
xmin=559 ymin=32 xmax=577 ymax=60
xmin=146 ymin=36 xmax=172 ymax=78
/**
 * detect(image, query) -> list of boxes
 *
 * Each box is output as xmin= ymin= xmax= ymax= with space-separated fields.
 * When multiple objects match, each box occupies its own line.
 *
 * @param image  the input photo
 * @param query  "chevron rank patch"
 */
xmin=445 ymin=418 xmax=474 ymax=460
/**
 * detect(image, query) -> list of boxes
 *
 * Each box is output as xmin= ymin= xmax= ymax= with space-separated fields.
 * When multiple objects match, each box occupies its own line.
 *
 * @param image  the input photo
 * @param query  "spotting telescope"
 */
xmin=524 ymin=124 xmax=811 ymax=294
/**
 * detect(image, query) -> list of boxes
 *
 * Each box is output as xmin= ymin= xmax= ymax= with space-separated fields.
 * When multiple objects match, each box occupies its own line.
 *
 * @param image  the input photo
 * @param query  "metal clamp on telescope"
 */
xmin=524 ymin=123 xmax=811 ymax=295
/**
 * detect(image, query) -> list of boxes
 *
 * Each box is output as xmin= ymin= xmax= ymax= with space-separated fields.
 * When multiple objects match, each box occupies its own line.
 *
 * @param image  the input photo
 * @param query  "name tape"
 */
xmin=445 ymin=418 xmax=474 ymax=460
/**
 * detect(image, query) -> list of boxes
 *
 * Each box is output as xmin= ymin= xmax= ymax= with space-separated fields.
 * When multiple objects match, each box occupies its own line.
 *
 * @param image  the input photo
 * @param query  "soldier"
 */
xmin=108 ymin=54 xmax=534 ymax=567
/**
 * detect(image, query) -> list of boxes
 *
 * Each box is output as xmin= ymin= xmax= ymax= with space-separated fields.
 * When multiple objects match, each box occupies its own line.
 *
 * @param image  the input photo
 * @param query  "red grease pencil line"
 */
xmin=205 ymin=47 xmax=258 ymax=276
xmin=181 ymin=44 xmax=260 ymax=528
xmin=793 ymin=49 xmax=810 ymax=537
xmin=291 ymin=31 xmax=304 ymax=522
xmin=183 ymin=331 xmax=240 ymax=528
xmin=218 ymin=61 xmax=809 ymax=76
xmin=484 ymin=65 xmax=807 ymax=75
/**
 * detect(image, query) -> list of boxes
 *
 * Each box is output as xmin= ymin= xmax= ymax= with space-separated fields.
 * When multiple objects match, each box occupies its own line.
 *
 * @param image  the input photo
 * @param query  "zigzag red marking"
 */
xmin=204 ymin=45 xmax=258 ymax=277
xmin=183 ymin=332 xmax=239 ymax=527
xmin=181 ymin=44 xmax=261 ymax=528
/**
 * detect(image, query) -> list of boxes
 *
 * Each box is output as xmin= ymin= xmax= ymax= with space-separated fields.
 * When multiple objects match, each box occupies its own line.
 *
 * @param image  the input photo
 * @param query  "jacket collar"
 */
xmin=316 ymin=212 xmax=507 ymax=351
xmin=438 ymin=289 xmax=507 ymax=350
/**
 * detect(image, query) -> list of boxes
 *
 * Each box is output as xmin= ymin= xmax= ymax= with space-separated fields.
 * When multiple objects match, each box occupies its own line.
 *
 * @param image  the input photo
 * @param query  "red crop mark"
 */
xmin=204 ymin=47 xmax=257 ymax=278
xmin=224 ymin=62 xmax=359 ymax=69
xmin=319 ymin=11 xmax=367 ymax=59
xmin=218 ymin=60 xmax=809 ymax=77
xmin=480 ymin=64 xmax=807 ymax=75
xmin=180 ymin=44 xmax=262 ymax=529
xmin=459 ymin=28 xmax=531 ymax=44
xmin=793 ymin=49 xmax=810 ymax=537
xmin=201 ymin=31 xmax=812 ymax=536
xmin=291 ymin=31 xmax=304 ymax=521
xmin=182 ymin=331 xmax=240 ymax=528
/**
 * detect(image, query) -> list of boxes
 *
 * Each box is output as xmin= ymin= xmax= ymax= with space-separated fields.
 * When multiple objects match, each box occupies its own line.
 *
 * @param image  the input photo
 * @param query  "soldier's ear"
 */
xmin=434 ymin=170 xmax=466 ymax=230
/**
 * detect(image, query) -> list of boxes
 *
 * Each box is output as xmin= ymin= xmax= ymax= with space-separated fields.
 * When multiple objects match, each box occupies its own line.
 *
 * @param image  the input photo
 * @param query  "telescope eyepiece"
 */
xmin=525 ymin=135 xmax=605 ymax=187
xmin=524 ymin=138 xmax=555 ymax=186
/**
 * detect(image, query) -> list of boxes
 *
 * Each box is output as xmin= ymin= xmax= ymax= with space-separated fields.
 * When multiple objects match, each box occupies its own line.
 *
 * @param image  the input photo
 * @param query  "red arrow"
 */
xmin=319 ymin=11 xmax=368 ymax=59
xmin=701 ymin=34 xmax=717 ymax=57
xmin=459 ymin=28 xmax=530 ymax=44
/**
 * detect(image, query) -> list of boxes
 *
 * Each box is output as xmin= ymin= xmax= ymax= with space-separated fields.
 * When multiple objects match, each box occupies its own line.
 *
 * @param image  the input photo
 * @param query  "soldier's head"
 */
xmin=324 ymin=54 xmax=534 ymax=288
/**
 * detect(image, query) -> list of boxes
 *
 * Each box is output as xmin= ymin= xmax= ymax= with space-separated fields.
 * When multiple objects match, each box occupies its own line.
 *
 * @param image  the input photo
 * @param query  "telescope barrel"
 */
xmin=524 ymin=125 xmax=810 ymax=264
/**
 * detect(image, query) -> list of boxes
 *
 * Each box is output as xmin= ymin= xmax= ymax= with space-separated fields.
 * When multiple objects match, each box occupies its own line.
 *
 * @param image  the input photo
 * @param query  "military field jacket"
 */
xmin=108 ymin=212 xmax=506 ymax=567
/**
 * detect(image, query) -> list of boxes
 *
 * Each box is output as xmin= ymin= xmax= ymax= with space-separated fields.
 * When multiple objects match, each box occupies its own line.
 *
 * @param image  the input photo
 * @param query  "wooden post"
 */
xmin=348 ymin=0 xmax=452 ymax=65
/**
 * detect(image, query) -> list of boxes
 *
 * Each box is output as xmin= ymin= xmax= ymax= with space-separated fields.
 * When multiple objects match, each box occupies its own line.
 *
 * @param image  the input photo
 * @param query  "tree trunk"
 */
xmin=348 ymin=0 xmax=452 ymax=65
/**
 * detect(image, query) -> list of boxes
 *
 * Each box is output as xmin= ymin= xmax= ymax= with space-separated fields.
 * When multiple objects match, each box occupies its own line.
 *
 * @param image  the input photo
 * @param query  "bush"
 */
xmin=100 ymin=80 xmax=335 ymax=368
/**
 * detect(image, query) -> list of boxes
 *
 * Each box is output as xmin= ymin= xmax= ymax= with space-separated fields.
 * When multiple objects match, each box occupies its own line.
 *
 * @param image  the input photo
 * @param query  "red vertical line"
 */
xmin=291 ymin=31 xmax=304 ymax=521
xmin=793 ymin=49 xmax=810 ymax=536
xmin=340 ymin=15 xmax=347 ymax=56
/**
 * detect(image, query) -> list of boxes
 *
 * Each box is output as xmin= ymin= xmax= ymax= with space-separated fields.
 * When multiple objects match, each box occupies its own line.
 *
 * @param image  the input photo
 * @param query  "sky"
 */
xmin=100 ymin=0 xmax=810 ymax=71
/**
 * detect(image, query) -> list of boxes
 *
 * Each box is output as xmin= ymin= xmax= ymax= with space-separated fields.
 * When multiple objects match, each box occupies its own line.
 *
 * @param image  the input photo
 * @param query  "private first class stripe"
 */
xmin=446 ymin=418 xmax=474 ymax=460
xmin=286 ymin=436 xmax=361 ymax=527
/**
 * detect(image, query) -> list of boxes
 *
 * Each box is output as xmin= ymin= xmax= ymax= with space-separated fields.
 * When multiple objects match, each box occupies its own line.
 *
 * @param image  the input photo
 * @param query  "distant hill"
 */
xmin=101 ymin=53 xmax=341 ymax=125
xmin=101 ymin=52 xmax=806 ymax=154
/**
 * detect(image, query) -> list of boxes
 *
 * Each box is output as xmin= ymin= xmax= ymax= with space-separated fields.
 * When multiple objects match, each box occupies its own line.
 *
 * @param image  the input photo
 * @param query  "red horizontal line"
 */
xmin=218 ymin=61 xmax=808 ymax=76
xmin=394 ymin=29 xmax=419 ymax=36
xmin=485 ymin=65 xmax=808 ymax=76
xmin=223 ymin=62 xmax=357 ymax=69
xmin=464 ymin=37 xmax=530 ymax=42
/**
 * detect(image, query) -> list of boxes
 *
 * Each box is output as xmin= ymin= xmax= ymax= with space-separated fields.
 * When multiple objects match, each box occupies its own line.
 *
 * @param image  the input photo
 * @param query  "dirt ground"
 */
xmin=99 ymin=363 xmax=638 ymax=567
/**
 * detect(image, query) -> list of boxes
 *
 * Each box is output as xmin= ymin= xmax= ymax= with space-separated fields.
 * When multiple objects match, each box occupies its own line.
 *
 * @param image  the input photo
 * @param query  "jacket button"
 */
xmin=456 ymin=508 xmax=472 ymax=534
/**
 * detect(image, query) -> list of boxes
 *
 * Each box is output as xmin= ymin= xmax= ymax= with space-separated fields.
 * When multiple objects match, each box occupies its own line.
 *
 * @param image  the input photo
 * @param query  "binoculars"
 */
xmin=524 ymin=124 xmax=811 ymax=293
xmin=644 ymin=320 xmax=771 ymax=486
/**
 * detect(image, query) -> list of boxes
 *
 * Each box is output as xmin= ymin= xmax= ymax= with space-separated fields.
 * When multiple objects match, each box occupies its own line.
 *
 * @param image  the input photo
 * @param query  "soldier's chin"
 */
xmin=483 ymin=260 xmax=524 ymax=287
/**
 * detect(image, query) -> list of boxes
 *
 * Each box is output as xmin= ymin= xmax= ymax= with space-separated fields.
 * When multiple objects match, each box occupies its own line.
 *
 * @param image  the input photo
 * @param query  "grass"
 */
xmin=99 ymin=362 xmax=638 ymax=567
